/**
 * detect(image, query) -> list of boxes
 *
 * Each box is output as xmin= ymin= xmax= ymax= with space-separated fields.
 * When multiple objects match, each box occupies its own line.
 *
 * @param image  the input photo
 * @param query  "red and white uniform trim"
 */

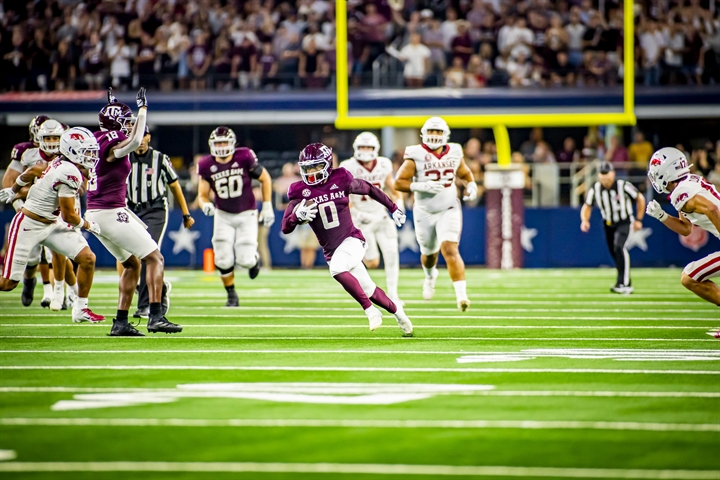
xmin=684 ymin=252 xmax=720 ymax=282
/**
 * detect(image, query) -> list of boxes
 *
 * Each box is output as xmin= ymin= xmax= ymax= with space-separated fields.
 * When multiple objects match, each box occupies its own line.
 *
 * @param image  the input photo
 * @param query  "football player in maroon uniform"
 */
xmin=282 ymin=143 xmax=413 ymax=336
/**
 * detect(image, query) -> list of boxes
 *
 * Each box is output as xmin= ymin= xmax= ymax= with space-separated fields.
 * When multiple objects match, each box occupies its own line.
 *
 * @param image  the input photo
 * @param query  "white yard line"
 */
xmin=1 ymin=315 xmax=715 ymax=320
xmin=0 ymin=366 xmax=717 ymax=374
xmin=1 ymin=387 xmax=718 ymax=398
xmin=0 ymin=336 xmax=714 ymax=342
xmin=0 ymin=418 xmax=718 ymax=433
xmin=0 ymin=324 xmax=713 ymax=329
xmin=0 ymin=461 xmax=717 ymax=479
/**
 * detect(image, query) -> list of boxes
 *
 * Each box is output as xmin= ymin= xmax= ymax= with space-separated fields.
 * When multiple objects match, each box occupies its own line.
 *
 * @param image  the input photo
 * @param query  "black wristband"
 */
xmin=183 ymin=214 xmax=192 ymax=220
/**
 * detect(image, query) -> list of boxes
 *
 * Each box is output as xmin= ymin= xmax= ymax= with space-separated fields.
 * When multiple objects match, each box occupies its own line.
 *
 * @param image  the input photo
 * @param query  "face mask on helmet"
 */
xmin=299 ymin=159 xmax=331 ymax=185
xmin=353 ymin=133 xmax=379 ymax=163
xmin=40 ymin=136 xmax=62 ymax=155
xmin=209 ymin=128 xmax=237 ymax=158
xmin=117 ymin=115 xmax=136 ymax=136
xmin=421 ymin=118 xmax=450 ymax=150
xmin=38 ymin=120 xmax=66 ymax=155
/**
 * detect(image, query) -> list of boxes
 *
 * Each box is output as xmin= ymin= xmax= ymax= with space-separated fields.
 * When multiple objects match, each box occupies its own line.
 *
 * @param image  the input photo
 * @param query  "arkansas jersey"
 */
xmin=197 ymin=148 xmax=260 ymax=214
xmin=671 ymin=174 xmax=720 ymax=239
xmin=87 ymin=130 xmax=130 ymax=210
xmin=7 ymin=141 xmax=35 ymax=173
xmin=23 ymin=158 xmax=83 ymax=221
xmin=340 ymin=156 xmax=394 ymax=217
xmin=282 ymin=167 xmax=397 ymax=261
xmin=404 ymin=143 xmax=463 ymax=214
xmin=20 ymin=147 xmax=54 ymax=169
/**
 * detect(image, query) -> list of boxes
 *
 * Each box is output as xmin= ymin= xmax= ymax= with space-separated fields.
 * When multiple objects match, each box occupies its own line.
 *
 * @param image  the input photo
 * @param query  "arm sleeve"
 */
xmin=623 ymin=181 xmax=638 ymax=199
xmin=281 ymin=198 xmax=302 ymax=234
xmin=248 ymin=164 xmax=265 ymax=180
xmin=349 ymin=178 xmax=398 ymax=213
xmin=585 ymin=185 xmax=595 ymax=206
xmin=161 ymin=154 xmax=179 ymax=184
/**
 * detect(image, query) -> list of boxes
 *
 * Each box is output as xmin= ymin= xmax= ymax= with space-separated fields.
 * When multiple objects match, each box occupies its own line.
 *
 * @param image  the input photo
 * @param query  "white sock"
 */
xmin=453 ymin=280 xmax=467 ymax=300
xmin=53 ymin=280 xmax=65 ymax=298
xmin=42 ymin=283 xmax=52 ymax=298
xmin=74 ymin=297 xmax=88 ymax=311
xmin=364 ymin=305 xmax=381 ymax=318
xmin=384 ymin=256 xmax=399 ymax=299
xmin=422 ymin=266 xmax=437 ymax=279
xmin=69 ymin=283 xmax=78 ymax=296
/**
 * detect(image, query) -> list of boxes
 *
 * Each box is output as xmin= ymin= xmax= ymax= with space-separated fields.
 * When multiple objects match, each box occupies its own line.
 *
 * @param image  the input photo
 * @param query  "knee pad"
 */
xmin=216 ymin=265 xmax=234 ymax=277
xmin=236 ymin=254 xmax=257 ymax=269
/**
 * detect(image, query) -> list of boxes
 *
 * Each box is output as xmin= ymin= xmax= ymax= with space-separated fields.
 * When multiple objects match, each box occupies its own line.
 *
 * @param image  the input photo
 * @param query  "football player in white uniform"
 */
xmin=394 ymin=117 xmax=478 ymax=311
xmin=0 ymin=128 xmax=104 ymax=323
xmin=645 ymin=147 xmax=720 ymax=338
xmin=340 ymin=132 xmax=403 ymax=304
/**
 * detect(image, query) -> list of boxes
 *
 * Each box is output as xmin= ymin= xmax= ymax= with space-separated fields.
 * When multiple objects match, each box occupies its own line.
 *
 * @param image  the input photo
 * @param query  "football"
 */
xmin=295 ymin=199 xmax=316 ymax=224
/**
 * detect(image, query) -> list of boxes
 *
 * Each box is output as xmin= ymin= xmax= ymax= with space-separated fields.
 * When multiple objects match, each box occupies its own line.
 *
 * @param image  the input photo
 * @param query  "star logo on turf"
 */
xmin=168 ymin=226 xmax=201 ymax=255
xmin=398 ymin=222 xmax=419 ymax=253
xmin=625 ymin=227 xmax=652 ymax=251
xmin=521 ymin=226 xmax=538 ymax=253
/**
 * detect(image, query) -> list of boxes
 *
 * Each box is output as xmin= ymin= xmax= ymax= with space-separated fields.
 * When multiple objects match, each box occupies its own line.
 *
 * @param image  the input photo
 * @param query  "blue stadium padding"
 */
xmin=1 ymin=207 xmax=716 ymax=269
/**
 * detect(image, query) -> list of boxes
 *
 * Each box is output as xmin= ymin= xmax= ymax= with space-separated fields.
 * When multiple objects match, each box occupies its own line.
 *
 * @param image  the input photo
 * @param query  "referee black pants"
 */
xmin=135 ymin=204 xmax=169 ymax=309
xmin=603 ymin=222 xmax=631 ymax=287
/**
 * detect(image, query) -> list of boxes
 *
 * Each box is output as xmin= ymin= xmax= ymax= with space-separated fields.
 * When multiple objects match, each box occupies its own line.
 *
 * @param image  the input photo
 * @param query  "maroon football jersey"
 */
xmin=11 ymin=141 xmax=34 ymax=164
xmin=282 ymin=167 xmax=398 ymax=261
xmin=197 ymin=148 xmax=260 ymax=214
xmin=87 ymin=130 xmax=130 ymax=210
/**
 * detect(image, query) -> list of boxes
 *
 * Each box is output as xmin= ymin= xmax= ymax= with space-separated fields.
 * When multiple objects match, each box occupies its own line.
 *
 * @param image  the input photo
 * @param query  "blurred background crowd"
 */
xmin=1 ymin=0 xmax=719 ymax=92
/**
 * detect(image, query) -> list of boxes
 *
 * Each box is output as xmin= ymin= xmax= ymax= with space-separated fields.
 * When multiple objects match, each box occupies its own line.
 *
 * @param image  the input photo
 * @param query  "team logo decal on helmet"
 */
xmin=209 ymin=127 xmax=237 ymax=158
xmin=99 ymin=102 xmax=136 ymax=135
xmin=60 ymin=127 xmax=100 ymax=170
xmin=647 ymin=147 xmax=691 ymax=194
xmin=353 ymin=132 xmax=380 ymax=163
xmin=299 ymin=143 xmax=333 ymax=186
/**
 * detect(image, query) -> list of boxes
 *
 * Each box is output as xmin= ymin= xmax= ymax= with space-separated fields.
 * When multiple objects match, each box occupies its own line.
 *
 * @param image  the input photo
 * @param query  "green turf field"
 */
xmin=0 ymin=267 xmax=718 ymax=479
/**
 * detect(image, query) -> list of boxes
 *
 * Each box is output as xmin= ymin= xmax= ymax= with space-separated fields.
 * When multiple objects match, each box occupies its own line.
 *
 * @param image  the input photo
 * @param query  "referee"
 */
xmin=126 ymin=127 xmax=194 ymax=318
xmin=580 ymin=162 xmax=645 ymax=294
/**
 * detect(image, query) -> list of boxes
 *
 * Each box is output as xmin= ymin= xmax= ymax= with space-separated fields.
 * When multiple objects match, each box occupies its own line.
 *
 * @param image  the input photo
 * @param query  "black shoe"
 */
xmin=21 ymin=277 xmax=37 ymax=307
xmin=225 ymin=290 xmax=239 ymax=307
xmin=61 ymin=296 xmax=68 ymax=310
xmin=248 ymin=260 xmax=260 ymax=280
xmin=133 ymin=307 xmax=149 ymax=319
xmin=147 ymin=316 xmax=182 ymax=334
xmin=109 ymin=319 xmax=145 ymax=337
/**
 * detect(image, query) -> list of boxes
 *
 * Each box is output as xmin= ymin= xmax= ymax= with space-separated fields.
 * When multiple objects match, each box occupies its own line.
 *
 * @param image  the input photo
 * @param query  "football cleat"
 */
xmin=49 ymin=294 xmax=63 ymax=311
xmin=147 ymin=316 xmax=182 ymax=334
xmin=40 ymin=296 xmax=52 ymax=308
xmin=162 ymin=280 xmax=172 ymax=315
xmin=225 ymin=290 xmax=239 ymax=307
xmin=365 ymin=306 xmax=383 ymax=331
xmin=393 ymin=308 xmax=413 ymax=337
xmin=21 ymin=277 xmax=37 ymax=307
xmin=133 ymin=307 xmax=149 ymax=319
xmin=458 ymin=298 xmax=471 ymax=312
xmin=422 ymin=269 xmax=439 ymax=300
xmin=72 ymin=308 xmax=105 ymax=323
xmin=248 ymin=260 xmax=260 ymax=280
xmin=611 ymin=284 xmax=633 ymax=294
xmin=706 ymin=329 xmax=720 ymax=339
xmin=109 ymin=319 xmax=145 ymax=336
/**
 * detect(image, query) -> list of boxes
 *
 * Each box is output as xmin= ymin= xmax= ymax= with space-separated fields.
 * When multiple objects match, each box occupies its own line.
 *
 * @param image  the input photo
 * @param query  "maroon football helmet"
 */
xmin=299 ymin=143 xmax=333 ymax=185
xmin=29 ymin=115 xmax=50 ymax=143
xmin=98 ymin=102 xmax=136 ymax=135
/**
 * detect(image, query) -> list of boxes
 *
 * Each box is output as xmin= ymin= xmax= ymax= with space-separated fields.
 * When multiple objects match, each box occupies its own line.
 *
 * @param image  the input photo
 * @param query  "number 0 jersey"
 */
xmin=404 ymin=143 xmax=463 ymax=214
xmin=671 ymin=174 xmax=720 ymax=239
xmin=339 ymin=156 xmax=394 ymax=217
xmin=197 ymin=148 xmax=261 ymax=214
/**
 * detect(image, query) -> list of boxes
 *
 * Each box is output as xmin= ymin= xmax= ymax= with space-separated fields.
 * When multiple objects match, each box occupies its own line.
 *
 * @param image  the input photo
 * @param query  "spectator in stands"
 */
xmin=606 ymin=135 xmax=629 ymax=163
xmin=108 ymin=36 xmax=131 ymax=90
xmin=507 ymin=52 xmax=532 ymax=87
xmin=136 ymin=33 xmax=158 ymax=90
xmin=232 ymin=32 xmax=258 ymax=90
xmin=188 ymin=31 xmax=212 ymax=90
xmin=168 ymin=23 xmax=190 ymax=89
xmin=394 ymin=33 xmax=431 ymax=88
xmin=360 ymin=3 xmax=389 ymax=66
xmin=441 ymin=8 xmax=459 ymax=54
xmin=28 ymin=29 xmax=52 ymax=92
xmin=588 ymin=51 xmax=615 ymax=85
xmin=477 ymin=14 xmax=498 ymax=51
xmin=424 ymin=19 xmax=446 ymax=73
xmin=4 ymin=27 xmax=27 ymax=91
xmin=348 ymin=18 xmax=369 ymax=86
xmin=663 ymin=20 xmax=685 ymax=84
xmin=256 ymin=42 xmax=279 ymax=90
xmin=275 ymin=29 xmax=301 ymax=89
xmin=51 ymin=39 xmax=76 ymax=91
xmin=682 ymin=24 xmax=704 ymax=85
xmin=211 ymin=35 xmax=234 ymax=91
xmin=82 ymin=32 xmax=106 ymax=90
xmin=546 ymin=14 xmax=569 ymax=57
xmin=628 ymin=131 xmax=654 ymax=167
xmin=505 ymin=17 xmax=534 ymax=60
xmin=640 ymin=20 xmax=665 ymax=86
xmin=451 ymin=21 xmax=474 ymax=67
xmin=550 ymin=51 xmax=575 ymax=86
xmin=520 ymin=128 xmax=544 ymax=158
xmin=445 ymin=56 xmax=466 ymax=87
xmin=532 ymin=142 xmax=557 ymax=163
xmin=466 ymin=54 xmax=489 ymax=88
xmin=565 ymin=10 xmax=586 ymax=66
xmin=298 ymin=38 xmax=328 ymax=89
xmin=557 ymin=137 xmax=580 ymax=163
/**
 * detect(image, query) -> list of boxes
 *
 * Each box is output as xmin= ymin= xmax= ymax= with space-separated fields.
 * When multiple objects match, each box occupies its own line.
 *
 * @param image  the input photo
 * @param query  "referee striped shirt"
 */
xmin=585 ymin=179 xmax=639 ymax=225
xmin=127 ymin=148 xmax=179 ymax=205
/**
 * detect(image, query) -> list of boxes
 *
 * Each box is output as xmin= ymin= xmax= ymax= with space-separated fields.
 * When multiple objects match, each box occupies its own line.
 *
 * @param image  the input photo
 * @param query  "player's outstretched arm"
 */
xmin=109 ymin=87 xmax=148 ymax=161
xmin=281 ymin=199 xmax=303 ymax=234
xmin=580 ymin=203 xmax=592 ymax=232
xmin=646 ymin=199 xmax=692 ymax=236
xmin=393 ymin=159 xmax=416 ymax=193
xmin=685 ymin=194 xmax=720 ymax=234
xmin=350 ymin=179 xmax=398 ymax=213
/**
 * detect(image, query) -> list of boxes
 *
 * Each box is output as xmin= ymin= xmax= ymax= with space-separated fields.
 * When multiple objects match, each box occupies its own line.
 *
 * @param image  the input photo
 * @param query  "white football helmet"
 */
xmin=60 ymin=127 xmax=100 ymax=169
xmin=209 ymin=126 xmax=237 ymax=158
xmin=38 ymin=119 xmax=66 ymax=155
xmin=647 ymin=147 xmax=690 ymax=194
xmin=421 ymin=116 xmax=450 ymax=150
xmin=353 ymin=132 xmax=380 ymax=163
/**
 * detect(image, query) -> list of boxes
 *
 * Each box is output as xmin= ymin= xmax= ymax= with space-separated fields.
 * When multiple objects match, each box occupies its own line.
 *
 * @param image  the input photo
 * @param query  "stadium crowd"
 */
xmin=1 ymin=0 xmax=719 ymax=92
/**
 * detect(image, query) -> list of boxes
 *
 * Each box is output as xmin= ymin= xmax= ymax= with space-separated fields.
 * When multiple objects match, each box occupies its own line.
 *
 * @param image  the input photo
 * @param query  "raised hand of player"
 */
xmin=646 ymin=200 xmax=668 ymax=222
xmin=84 ymin=220 xmax=102 ymax=235
xmin=0 ymin=187 xmax=15 ymax=203
xmin=392 ymin=208 xmax=406 ymax=227
xmin=107 ymin=87 xmax=118 ymax=103
xmin=259 ymin=201 xmax=275 ymax=227
xmin=463 ymin=182 xmax=478 ymax=202
xmin=295 ymin=199 xmax=318 ymax=224
xmin=202 ymin=202 xmax=216 ymax=217
xmin=136 ymin=87 xmax=148 ymax=108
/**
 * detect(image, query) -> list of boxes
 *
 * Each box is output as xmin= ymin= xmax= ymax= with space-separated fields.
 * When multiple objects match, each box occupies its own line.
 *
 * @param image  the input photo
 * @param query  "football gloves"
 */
xmin=392 ymin=208 xmax=406 ymax=227
xmin=410 ymin=181 xmax=445 ymax=194
xmin=294 ymin=199 xmax=318 ymax=223
xmin=259 ymin=201 xmax=275 ymax=227
xmin=202 ymin=202 xmax=216 ymax=217
xmin=463 ymin=182 xmax=478 ymax=202
xmin=107 ymin=87 xmax=118 ymax=104
xmin=136 ymin=87 xmax=148 ymax=108
xmin=646 ymin=200 xmax=668 ymax=222
xmin=0 ymin=187 xmax=15 ymax=203
xmin=84 ymin=220 xmax=102 ymax=235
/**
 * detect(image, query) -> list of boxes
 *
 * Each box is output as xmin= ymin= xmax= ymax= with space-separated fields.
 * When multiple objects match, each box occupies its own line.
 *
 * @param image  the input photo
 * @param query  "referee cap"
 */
xmin=598 ymin=162 xmax=614 ymax=174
